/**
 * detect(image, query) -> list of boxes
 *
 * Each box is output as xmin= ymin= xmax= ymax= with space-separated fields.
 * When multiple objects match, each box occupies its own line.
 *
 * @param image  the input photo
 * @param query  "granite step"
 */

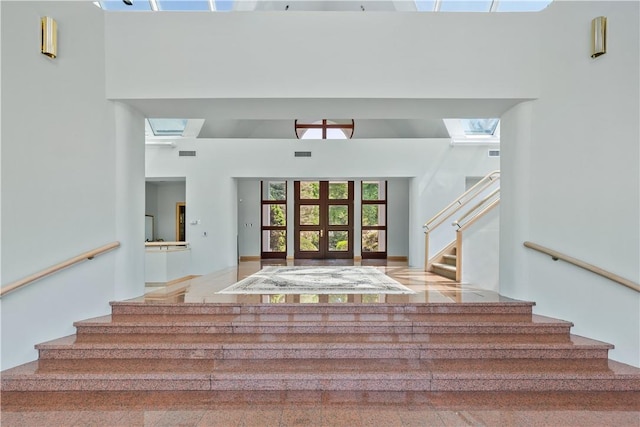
xmin=73 ymin=314 xmax=572 ymax=336
xmin=36 ymin=334 xmax=612 ymax=361
xmin=3 ymin=358 xmax=638 ymax=392
xmin=110 ymin=301 xmax=535 ymax=316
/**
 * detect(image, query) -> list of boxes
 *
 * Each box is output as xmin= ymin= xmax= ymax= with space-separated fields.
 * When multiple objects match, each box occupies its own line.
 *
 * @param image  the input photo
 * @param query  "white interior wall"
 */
xmin=501 ymin=1 xmax=640 ymax=366
xmin=0 ymin=1 xmax=120 ymax=369
xmin=146 ymin=139 xmax=498 ymax=272
xmin=105 ymin=12 xmax=539 ymax=100
xmin=145 ymin=182 xmax=159 ymax=221
xmin=461 ymin=207 xmax=499 ymax=292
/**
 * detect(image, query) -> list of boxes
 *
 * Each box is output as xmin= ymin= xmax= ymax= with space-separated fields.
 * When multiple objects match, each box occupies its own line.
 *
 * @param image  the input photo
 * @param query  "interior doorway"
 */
xmin=294 ymin=181 xmax=354 ymax=259
xmin=176 ymin=202 xmax=186 ymax=241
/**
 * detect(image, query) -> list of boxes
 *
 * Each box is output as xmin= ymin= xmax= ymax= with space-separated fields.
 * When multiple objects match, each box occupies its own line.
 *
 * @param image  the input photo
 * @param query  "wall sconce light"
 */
xmin=40 ymin=16 xmax=57 ymax=59
xmin=591 ymin=16 xmax=607 ymax=58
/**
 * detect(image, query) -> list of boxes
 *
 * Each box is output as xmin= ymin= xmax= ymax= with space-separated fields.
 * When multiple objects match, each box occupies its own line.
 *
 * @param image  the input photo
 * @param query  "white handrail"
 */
xmin=452 ymin=188 xmax=500 ymax=229
xmin=0 ymin=242 xmax=121 ymax=298
xmin=524 ymin=241 xmax=639 ymax=293
xmin=423 ymin=170 xmax=500 ymax=230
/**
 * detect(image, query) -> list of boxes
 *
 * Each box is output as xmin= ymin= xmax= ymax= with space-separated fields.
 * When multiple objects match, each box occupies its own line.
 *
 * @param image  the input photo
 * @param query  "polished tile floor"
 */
xmin=2 ymin=260 xmax=639 ymax=426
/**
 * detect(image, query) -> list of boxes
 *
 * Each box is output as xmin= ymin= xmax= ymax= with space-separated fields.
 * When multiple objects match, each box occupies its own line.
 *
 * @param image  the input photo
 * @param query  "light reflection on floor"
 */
xmin=138 ymin=260 xmax=513 ymax=305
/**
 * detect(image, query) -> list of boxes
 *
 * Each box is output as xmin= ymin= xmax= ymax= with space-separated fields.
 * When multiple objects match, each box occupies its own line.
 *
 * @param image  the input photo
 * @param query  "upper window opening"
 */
xmin=148 ymin=118 xmax=188 ymax=136
xmin=295 ymin=120 xmax=355 ymax=140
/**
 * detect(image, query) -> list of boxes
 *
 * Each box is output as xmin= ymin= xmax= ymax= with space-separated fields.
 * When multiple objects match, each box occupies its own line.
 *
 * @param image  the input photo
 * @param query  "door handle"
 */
xmin=320 ymin=229 xmax=324 ymax=238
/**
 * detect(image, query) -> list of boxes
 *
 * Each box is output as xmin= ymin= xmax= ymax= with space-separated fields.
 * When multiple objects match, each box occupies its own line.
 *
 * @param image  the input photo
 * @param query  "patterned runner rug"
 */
xmin=218 ymin=266 xmax=415 ymax=294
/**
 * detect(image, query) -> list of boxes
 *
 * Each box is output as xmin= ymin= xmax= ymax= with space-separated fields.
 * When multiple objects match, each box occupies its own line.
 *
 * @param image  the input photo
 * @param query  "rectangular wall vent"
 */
xmin=179 ymin=150 xmax=196 ymax=157
xmin=294 ymin=151 xmax=312 ymax=157
xmin=488 ymin=149 xmax=500 ymax=158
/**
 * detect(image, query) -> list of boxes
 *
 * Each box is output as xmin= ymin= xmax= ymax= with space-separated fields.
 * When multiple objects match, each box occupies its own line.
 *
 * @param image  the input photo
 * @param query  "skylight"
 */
xmin=148 ymin=119 xmax=188 ymax=136
xmin=156 ymin=1 xmax=211 ymax=11
xmin=96 ymin=0 xmax=553 ymax=12
xmin=462 ymin=118 xmax=500 ymax=135
xmin=443 ymin=118 xmax=500 ymax=145
xmin=440 ymin=1 xmax=493 ymax=12
xmin=99 ymin=1 xmax=152 ymax=11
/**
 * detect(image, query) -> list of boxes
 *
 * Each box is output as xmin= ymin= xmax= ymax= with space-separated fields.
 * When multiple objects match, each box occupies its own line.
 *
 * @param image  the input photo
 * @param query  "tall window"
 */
xmin=261 ymin=181 xmax=287 ymax=258
xmin=361 ymin=180 xmax=387 ymax=259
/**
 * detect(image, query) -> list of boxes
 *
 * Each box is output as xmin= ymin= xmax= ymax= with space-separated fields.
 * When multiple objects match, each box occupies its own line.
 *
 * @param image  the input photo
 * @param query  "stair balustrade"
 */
xmin=424 ymin=170 xmax=500 ymax=273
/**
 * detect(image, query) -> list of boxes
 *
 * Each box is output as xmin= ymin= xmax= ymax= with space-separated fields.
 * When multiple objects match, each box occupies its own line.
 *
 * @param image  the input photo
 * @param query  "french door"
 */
xmin=294 ymin=181 xmax=354 ymax=259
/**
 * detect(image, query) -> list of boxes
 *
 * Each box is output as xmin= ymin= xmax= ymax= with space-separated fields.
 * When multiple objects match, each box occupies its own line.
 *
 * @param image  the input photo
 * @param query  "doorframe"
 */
xmin=175 ymin=202 xmax=186 ymax=242
xmin=293 ymin=180 xmax=354 ymax=259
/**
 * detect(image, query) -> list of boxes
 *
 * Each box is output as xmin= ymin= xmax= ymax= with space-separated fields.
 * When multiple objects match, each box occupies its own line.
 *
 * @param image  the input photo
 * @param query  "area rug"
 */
xmin=217 ymin=266 xmax=416 ymax=295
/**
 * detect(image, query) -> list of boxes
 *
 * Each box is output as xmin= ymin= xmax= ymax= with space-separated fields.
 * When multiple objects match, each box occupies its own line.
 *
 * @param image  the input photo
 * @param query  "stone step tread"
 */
xmin=3 ymin=359 xmax=638 ymax=379
xmin=37 ymin=334 xmax=611 ymax=350
xmin=74 ymin=314 xmax=571 ymax=327
xmin=109 ymin=301 xmax=535 ymax=316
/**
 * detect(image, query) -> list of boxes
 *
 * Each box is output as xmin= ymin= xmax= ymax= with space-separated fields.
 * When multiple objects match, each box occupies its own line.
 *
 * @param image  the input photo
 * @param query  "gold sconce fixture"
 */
xmin=41 ymin=16 xmax=57 ymax=59
xmin=591 ymin=16 xmax=607 ymax=58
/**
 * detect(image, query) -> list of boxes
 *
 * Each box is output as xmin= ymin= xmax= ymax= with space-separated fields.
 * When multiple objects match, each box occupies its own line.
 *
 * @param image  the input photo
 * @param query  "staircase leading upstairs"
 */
xmin=2 ymin=300 xmax=639 ymax=393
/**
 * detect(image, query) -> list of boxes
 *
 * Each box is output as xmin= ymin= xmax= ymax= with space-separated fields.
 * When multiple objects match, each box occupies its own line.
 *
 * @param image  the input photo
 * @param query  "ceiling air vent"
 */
xmin=488 ymin=149 xmax=500 ymax=158
xmin=179 ymin=150 xmax=196 ymax=157
xmin=294 ymin=151 xmax=312 ymax=157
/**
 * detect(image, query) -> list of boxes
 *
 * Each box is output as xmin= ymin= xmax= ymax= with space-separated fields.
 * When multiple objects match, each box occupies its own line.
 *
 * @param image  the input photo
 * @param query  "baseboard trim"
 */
xmin=387 ymin=256 xmax=408 ymax=262
xmin=239 ymin=256 xmax=261 ymax=262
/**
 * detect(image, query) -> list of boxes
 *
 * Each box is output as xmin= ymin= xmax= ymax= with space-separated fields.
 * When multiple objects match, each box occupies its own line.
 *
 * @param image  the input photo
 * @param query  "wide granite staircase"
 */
xmin=2 ymin=300 xmax=640 ymax=393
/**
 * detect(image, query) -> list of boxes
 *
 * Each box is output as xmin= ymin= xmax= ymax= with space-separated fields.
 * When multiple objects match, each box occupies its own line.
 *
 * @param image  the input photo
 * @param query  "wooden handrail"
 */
xmin=423 ymin=170 xmax=500 ymax=230
xmin=523 ymin=241 xmax=640 ymax=293
xmin=0 ymin=241 xmax=121 ymax=298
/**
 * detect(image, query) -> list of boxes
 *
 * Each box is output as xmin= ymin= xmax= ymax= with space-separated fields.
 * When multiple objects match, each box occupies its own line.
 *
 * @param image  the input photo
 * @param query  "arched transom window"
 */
xmin=295 ymin=119 xmax=355 ymax=140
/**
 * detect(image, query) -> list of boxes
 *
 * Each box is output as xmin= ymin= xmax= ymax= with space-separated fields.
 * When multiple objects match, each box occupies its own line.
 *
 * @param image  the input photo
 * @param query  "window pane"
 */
xmin=299 ymin=181 xmax=319 ymax=199
xmin=100 ymin=1 xmax=152 ymax=10
xmin=299 ymin=231 xmax=319 ymax=251
xmin=496 ymin=1 xmax=552 ymax=12
xmin=300 ymin=294 xmax=319 ymax=303
xmin=329 ymin=182 xmax=348 ymax=199
xmin=262 ymin=204 xmax=286 ymax=226
xmin=157 ymin=1 xmax=210 ymax=11
xmin=299 ymin=205 xmax=319 ymax=225
xmin=328 ymin=231 xmax=349 ymax=252
xmin=462 ymin=118 xmax=499 ymax=135
xmin=362 ymin=294 xmax=382 ymax=303
xmin=415 ymin=0 xmax=436 ymax=11
xmin=262 ymin=230 xmax=286 ymax=252
xmin=148 ymin=118 xmax=188 ymax=136
xmin=263 ymin=181 xmax=286 ymax=201
xmin=268 ymin=294 xmax=286 ymax=303
xmin=440 ymin=0 xmax=492 ymax=12
xmin=215 ymin=0 xmax=235 ymax=11
xmin=328 ymin=295 xmax=348 ymax=303
xmin=325 ymin=128 xmax=348 ymax=139
xmin=362 ymin=230 xmax=386 ymax=252
xmin=362 ymin=181 xmax=386 ymax=200
xmin=362 ymin=205 xmax=386 ymax=226
xmin=329 ymin=205 xmax=348 ymax=225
